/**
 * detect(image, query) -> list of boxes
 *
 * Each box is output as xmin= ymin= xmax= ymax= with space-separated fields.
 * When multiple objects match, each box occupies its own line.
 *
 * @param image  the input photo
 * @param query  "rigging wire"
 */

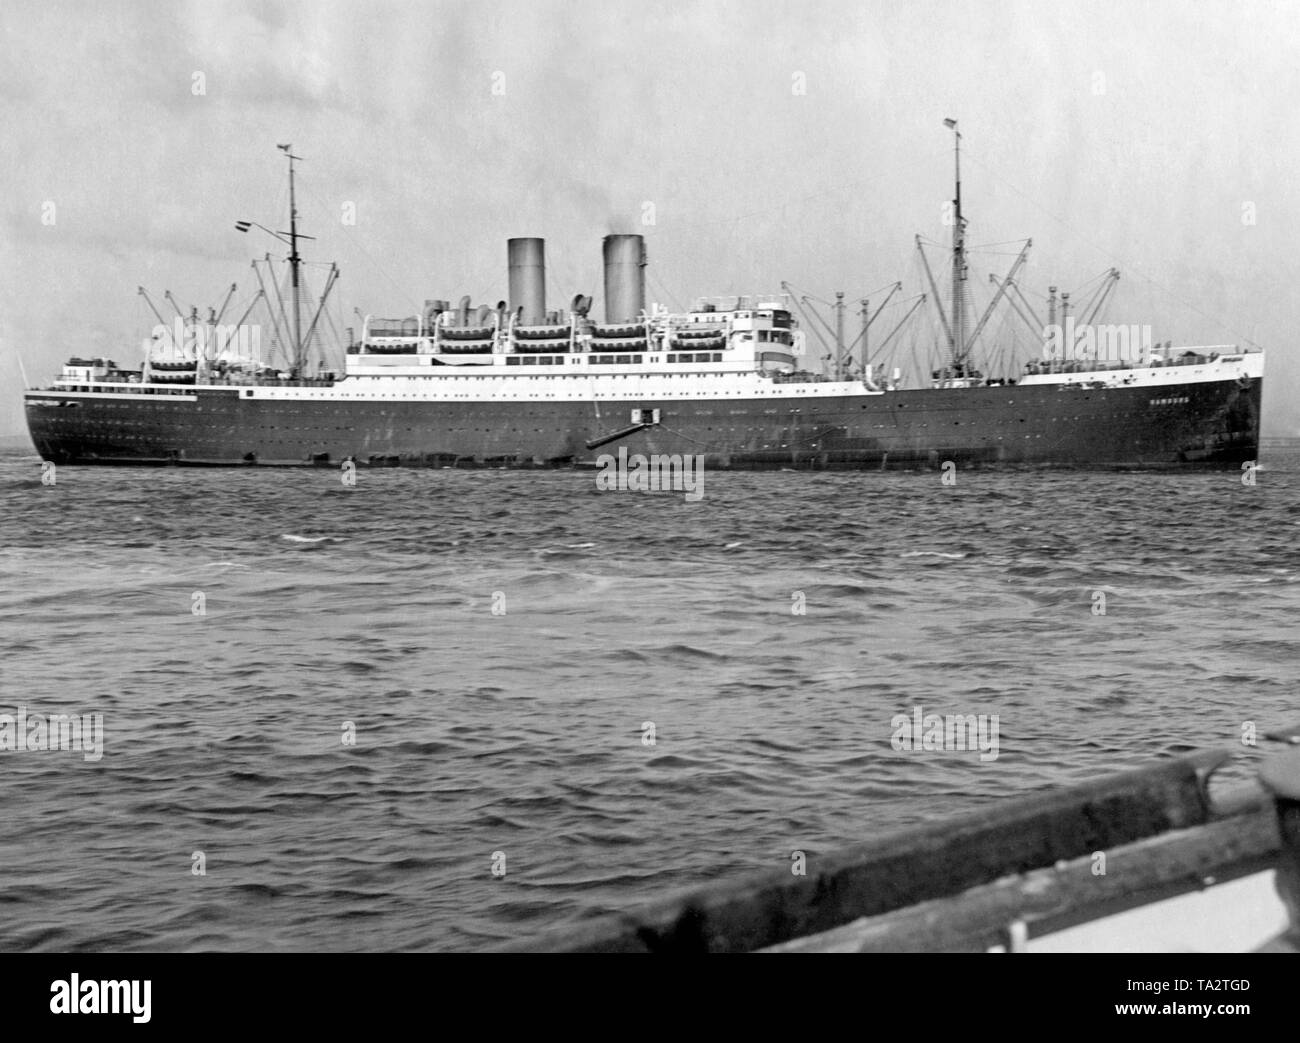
xmin=682 ymin=149 xmax=952 ymax=234
xmin=647 ymin=269 xmax=685 ymax=313
xmin=962 ymin=152 xmax=1262 ymax=350
xmin=298 ymin=180 xmax=425 ymax=316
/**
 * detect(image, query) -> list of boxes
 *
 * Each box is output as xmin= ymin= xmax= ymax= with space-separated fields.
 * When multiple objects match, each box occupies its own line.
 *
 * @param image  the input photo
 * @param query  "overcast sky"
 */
xmin=2 ymin=0 xmax=1297 ymax=435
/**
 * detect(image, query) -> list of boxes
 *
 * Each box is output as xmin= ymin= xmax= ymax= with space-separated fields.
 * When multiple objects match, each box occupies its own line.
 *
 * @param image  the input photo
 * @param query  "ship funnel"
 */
xmin=602 ymin=234 xmax=646 ymax=324
xmin=507 ymin=237 xmax=546 ymax=325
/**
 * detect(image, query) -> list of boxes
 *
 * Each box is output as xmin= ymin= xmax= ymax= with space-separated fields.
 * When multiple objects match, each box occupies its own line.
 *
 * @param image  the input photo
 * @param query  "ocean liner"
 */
xmin=24 ymin=128 xmax=1263 ymax=470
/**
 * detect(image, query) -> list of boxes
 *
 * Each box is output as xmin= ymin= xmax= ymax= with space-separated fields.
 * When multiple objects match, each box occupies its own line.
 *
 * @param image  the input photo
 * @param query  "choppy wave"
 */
xmin=1 ymin=449 xmax=1298 ymax=951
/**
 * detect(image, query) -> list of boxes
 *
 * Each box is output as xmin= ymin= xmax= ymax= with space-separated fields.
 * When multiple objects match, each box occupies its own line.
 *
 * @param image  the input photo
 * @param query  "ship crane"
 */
xmin=917 ymin=232 xmax=1031 ymax=381
xmin=300 ymin=264 xmax=341 ymax=374
xmin=851 ymin=282 xmax=903 ymax=378
xmin=138 ymin=283 xmax=244 ymax=361
xmin=1007 ymin=277 xmax=1044 ymax=331
xmin=915 ymin=236 xmax=955 ymax=354
xmin=783 ymin=281 xmax=905 ymax=380
xmin=162 ymin=290 xmax=187 ymax=323
xmin=963 ymin=239 xmax=1031 ymax=358
xmin=229 ymin=289 xmax=267 ymax=332
xmin=252 ymin=255 xmax=294 ymax=368
xmin=987 ymin=273 xmax=1042 ymax=341
xmin=864 ymin=292 xmax=928 ymax=380
xmin=243 ymin=254 xmax=339 ymax=375
xmin=780 ymin=283 xmax=838 ymax=371
xmin=136 ymin=287 xmax=169 ymax=330
xmin=212 ymin=282 xmax=238 ymax=328
xmin=1079 ymin=268 xmax=1121 ymax=327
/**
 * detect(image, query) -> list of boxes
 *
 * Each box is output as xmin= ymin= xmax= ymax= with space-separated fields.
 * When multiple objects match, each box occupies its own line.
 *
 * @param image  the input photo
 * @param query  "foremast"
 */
xmin=235 ymin=145 xmax=337 ymax=380
xmin=282 ymin=144 xmax=305 ymax=379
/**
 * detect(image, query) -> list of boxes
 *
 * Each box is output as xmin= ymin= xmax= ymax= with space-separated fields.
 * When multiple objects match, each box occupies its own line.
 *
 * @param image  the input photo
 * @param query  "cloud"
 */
xmin=3 ymin=0 xmax=1299 ymax=435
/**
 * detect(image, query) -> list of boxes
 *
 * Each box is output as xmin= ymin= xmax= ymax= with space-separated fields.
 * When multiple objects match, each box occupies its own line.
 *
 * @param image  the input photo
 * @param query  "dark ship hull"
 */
xmin=25 ymin=373 xmax=1261 ymax=470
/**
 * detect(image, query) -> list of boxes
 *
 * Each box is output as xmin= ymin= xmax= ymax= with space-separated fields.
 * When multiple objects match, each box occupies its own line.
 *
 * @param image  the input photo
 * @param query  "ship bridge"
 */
xmin=693 ymin=298 xmax=799 ymax=375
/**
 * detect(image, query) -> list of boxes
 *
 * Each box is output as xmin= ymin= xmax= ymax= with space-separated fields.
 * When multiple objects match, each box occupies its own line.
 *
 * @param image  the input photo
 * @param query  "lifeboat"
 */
xmin=589 ymin=337 xmax=649 ymax=352
xmin=440 ymin=325 xmax=497 ymax=341
xmin=591 ymin=323 xmax=645 ymax=340
xmin=513 ymin=339 xmax=571 ymax=353
xmin=514 ymin=325 xmax=572 ymax=341
xmin=438 ymin=340 xmax=495 ymax=354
